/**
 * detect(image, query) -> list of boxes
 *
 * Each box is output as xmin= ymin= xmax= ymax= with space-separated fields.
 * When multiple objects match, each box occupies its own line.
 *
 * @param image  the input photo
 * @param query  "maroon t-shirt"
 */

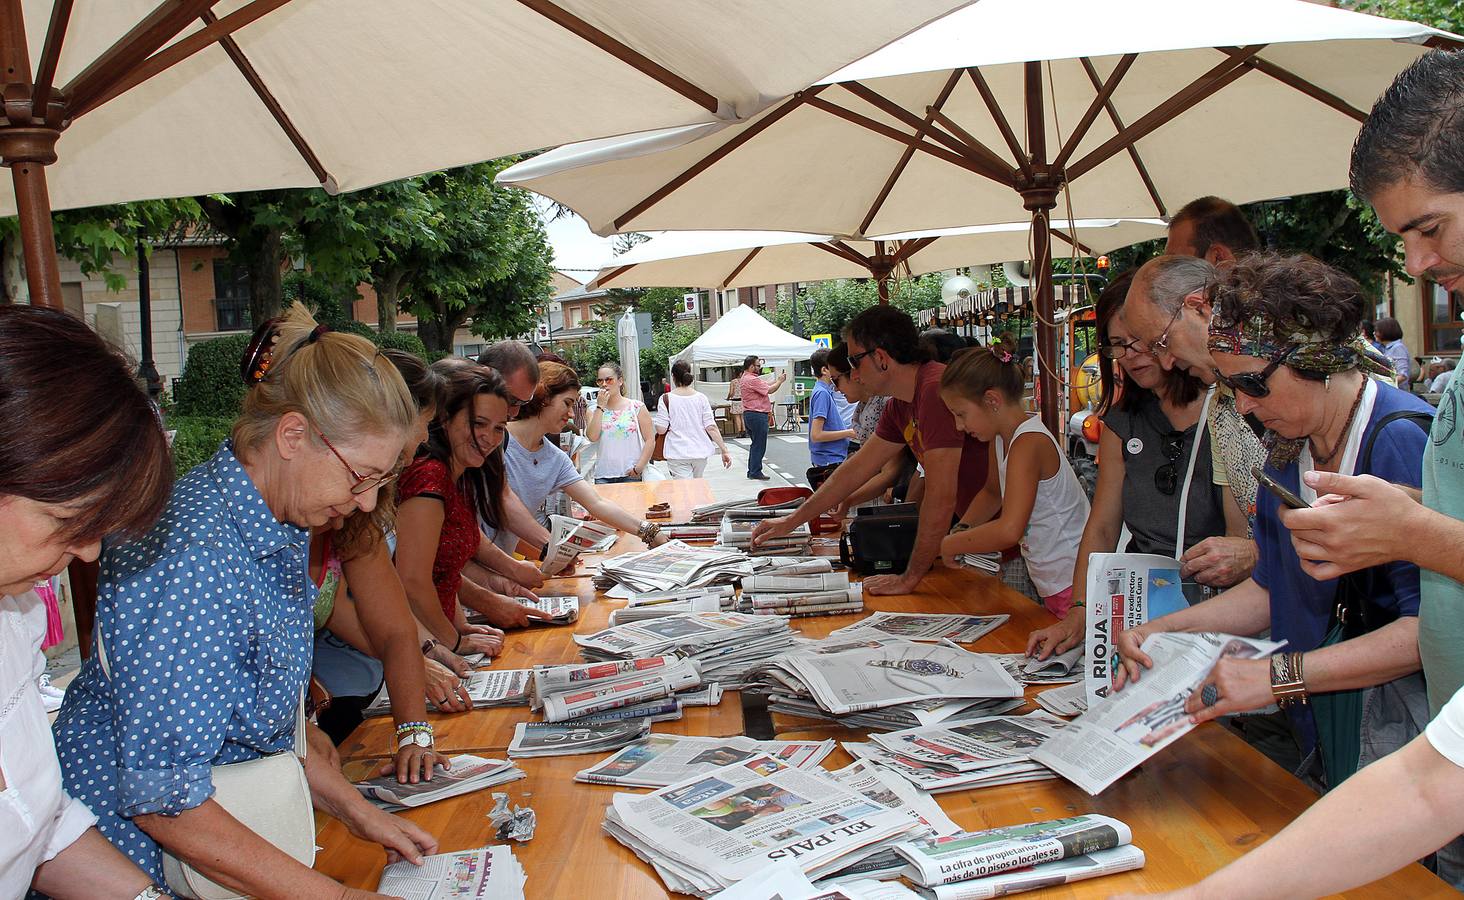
xmin=875 ymin=361 xmax=990 ymax=513
xmin=397 ymin=456 xmax=477 ymax=620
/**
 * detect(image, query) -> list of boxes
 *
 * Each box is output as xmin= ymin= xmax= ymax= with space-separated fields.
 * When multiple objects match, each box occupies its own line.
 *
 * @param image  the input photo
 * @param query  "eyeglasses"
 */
xmin=1148 ymin=303 xmax=1187 ymax=357
xmin=316 ymin=428 xmax=398 ymax=495
xmin=846 ymin=348 xmax=874 ymax=370
xmin=1213 ymin=345 xmax=1297 ymax=399
xmin=1153 ymin=431 xmax=1186 ymax=496
xmin=1099 ymin=339 xmax=1145 ymax=360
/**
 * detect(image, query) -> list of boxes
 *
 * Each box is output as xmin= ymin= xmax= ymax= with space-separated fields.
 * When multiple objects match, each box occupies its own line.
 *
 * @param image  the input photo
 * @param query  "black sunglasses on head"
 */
xmin=1153 ymin=431 xmax=1186 ymax=496
xmin=1213 ymin=345 xmax=1297 ymax=399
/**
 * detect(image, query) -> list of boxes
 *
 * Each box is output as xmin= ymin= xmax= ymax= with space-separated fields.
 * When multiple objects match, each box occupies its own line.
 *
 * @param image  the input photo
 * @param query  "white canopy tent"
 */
xmin=674 ymin=304 xmax=818 ymax=369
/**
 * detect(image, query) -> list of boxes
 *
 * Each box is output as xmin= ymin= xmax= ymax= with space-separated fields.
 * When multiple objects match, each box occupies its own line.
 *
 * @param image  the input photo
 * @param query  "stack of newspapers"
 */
xmin=530 ymin=656 xmax=703 ymax=723
xmin=596 ymin=541 xmax=754 ymax=594
xmin=378 ymin=846 xmax=525 ymax=900
xmin=362 ymin=667 xmax=532 ymax=717
xmin=826 ymin=613 xmax=1008 ymax=644
xmin=736 ymin=570 xmax=863 ymax=619
xmin=603 ymin=753 xmax=926 ymax=896
xmin=576 ymin=733 xmax=836 ymax=788
xmin=507 ymin=718 xmax=652 ymax=758
xmin=749 ymin=637 xmax=1024 ymax=731
xmin=838 ymin=711 xmax=1068 ymax=793
xmin=690 ymin=497 xmax=764 ymax=523
xmin=893 ymin=815 xmax=1145 ymax=898
xmin=354 ymin=754 xmax=525 ymax=810
xmin=718 ymin=510 xmax=812 ymax=556
xmin=609 ymin=587 xmax=735 ymax=625
xmin=988 ymin=647 xmax=1083 ymax=685
xmin=576 ymin=611 xmax=798 ymax=686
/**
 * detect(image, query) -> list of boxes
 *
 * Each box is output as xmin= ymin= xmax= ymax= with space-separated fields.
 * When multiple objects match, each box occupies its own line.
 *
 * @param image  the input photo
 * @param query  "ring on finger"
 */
xmin=1201 ymin=684 xmax=1219 ymax=707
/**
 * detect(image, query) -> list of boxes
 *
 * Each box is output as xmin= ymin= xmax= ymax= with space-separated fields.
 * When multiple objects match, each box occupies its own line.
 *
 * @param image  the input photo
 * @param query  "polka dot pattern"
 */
xmin=52 ymin=442 xmax=313 ymax=882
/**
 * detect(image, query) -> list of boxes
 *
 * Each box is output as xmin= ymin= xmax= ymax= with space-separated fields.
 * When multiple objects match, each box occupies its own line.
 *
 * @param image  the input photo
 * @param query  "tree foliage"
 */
xmin=768 ymin=274 xmax=945 ymax=339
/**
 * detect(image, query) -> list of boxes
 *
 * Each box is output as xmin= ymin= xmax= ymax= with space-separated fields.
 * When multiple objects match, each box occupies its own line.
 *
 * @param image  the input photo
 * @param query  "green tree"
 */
xmin=768 ymin=274 xmax=944 ymax=339
xmin=595 ymin=285 xmax=688 ymax=326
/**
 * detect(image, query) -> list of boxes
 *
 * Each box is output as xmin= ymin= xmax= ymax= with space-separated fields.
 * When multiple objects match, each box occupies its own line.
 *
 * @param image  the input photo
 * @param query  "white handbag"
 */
xmin=97 ymin=634 xmax=317 ymax=899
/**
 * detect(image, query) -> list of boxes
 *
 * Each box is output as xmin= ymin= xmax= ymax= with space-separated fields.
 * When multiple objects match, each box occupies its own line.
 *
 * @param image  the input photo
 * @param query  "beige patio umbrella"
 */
xmin=0 ymin=0 xmax=973 ymax=307
xmin=499 ymin=0 xmax=1462 ymax=432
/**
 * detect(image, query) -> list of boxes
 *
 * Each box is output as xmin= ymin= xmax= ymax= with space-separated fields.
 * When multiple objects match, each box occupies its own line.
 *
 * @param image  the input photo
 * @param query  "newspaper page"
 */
xmin=532 ymin=656 xmax=688 ymax=704
xmin=828 ymin=613 xmax=1008 ymax=644
xmin=913 ymin=845 xmax=1146 ymax=899
xmin=575 ymin=612 xmax=778 ymax=658
xmin=355 ymin=755 xmax=523 ymax=809
xmin=507 ymin=718 xmax=650 ymax=758
xmin=542 ymin=515 xmax=619 ymax=576
xmin=601 ymin=541 xmax=752 ymax=592
xmin=869 ymin=712 xmax=1069 ymax=772
xmin=894 ymin=815 xmax=1131 ymax=886
xmin=1084 ymin=553 xmax=1192 ymax=708
xmin=743 ymin=572 xmax=851 ymax=594
xmin=989 ymin=647 xmax=1083 ymax=684
xmin=1034 ymin=632 xmax=1284 ymax=795
xmin=577 ymin=734 xmax=836 ymax=788
xmin=606 ymin=754 xmax=918 ymax=891
xmin=1034 ymin=682 xmax=1087 ymax=717
xmin=709 ymin=859 xmax=923 ymax=899
xmin=525 ymin=594 xmax=579 ymax=624
xmin=843 ymin=742 xmax=1054 ymax=794
xmin=541 ymin=664 xmax=702 ymax=722
xmin=775 ymin=639 xmax=1023 ymax=715
xmin=377 ymin=846 xmax=525 ymax=900
xmin=818 ymin=761 xmax=963 ymax=880
xmin=364 ymin=668 xmax=531 ymax=717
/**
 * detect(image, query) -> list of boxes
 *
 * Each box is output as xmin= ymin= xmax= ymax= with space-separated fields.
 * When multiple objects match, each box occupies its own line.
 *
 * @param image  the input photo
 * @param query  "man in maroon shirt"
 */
xmin=752 ymin=307 xmax=989 ymax=595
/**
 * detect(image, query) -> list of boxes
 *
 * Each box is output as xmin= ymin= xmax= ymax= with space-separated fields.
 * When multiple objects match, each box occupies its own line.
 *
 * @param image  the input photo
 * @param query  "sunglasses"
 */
xmin=1213 ymin=345 xmax=1297 ymax=399
xmin=1153 ymin=431 xmax=1186 ymax=496
xmin=846 ymin=348 xmax=875 ymax=369
xmin=316 ymin=428 xmax=398 ymax=496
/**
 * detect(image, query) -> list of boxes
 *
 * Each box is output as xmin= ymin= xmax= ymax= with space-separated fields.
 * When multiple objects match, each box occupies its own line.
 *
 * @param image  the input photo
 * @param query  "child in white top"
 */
xmin=938 ymin=347 xmax=1090 ymax=616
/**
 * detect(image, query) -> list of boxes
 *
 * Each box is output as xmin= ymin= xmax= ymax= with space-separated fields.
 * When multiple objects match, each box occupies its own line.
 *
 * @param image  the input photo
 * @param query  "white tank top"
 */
xmin=996 ymin=417 xmax=1091 ymax=599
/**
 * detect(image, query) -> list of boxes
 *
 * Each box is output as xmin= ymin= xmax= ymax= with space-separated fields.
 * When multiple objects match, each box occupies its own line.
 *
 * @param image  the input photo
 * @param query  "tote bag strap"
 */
xmin=1174 ymin=386 xmax=1214 ymax=559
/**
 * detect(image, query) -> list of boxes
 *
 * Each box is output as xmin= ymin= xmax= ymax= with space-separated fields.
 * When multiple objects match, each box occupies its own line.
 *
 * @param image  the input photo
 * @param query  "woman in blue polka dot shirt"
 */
xmin=54 ymin=307 xmax=436 ymax=898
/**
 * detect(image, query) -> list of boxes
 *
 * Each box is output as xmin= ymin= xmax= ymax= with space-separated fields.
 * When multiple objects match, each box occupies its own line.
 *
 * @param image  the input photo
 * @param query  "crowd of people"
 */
xmin=5 ymin=46 xmax=1464 ymax=900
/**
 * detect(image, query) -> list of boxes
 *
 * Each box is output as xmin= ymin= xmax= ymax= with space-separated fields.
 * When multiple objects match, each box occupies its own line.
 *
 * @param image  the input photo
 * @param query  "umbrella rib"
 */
xmin=720 ymin=246 xmax=763 ymax=288
xmin=515 ymin=0 xmax=719 ymax=114
xmin=890 ymin=236 xmax=937 ymax=266
xmin=1236 ymin=54 xmax=1366 ymax=123
xmin=202 ymin=9 xmax=330 ymax=187
xmin=30 ymin=0 xmax=74 ymax=118
xmin=611 ymin=87 xmax=823 ymax=230
xmin=1078 ymin=57 xmax=1166 ymax=217
xmin=1068 ymin=45 xmax=1266 ymax=182
xmin=1051 ymin=228 xmax=1095 ymax=257
xmin=72 ymin=0 xmax=293 ymax=120
xmin=923 ymin=107 xmax=1018 ymax=183
xmin=804 ymin=95 xmax=1012 ymax=188
xmin=839 ymin=81 xmax=1003 ymax=174
xmin=1052 ymin=54 xmax=1136 ymax=171
xmin=63 ymin=0 xmax=219 ymax=116
xmin=812 ymin=240 xmax=872 ymax=268
xmin=966 ymin=67 xmax=1033 ymax=179
xmin=857 ymin=69 xmax=963 ymax=236
xmin=594 ymin=263 xmax=637 ymax=288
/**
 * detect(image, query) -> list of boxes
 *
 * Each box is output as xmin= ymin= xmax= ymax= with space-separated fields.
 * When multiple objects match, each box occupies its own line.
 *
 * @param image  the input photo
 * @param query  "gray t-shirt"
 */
xmin=493 ymin=432 xmax=583 ymax=553
xmin=1102 ymin=391 xmax=1227 ymax=558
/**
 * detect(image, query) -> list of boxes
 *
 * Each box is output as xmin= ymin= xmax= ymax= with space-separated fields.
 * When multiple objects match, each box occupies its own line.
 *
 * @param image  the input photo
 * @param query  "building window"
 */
xmin=213 ymin=261 xmax=251 ymax=332
xmin=1424 ymin=280 xmax=1463 ymax=353
xmin=457 ymin=343 xmax=484 ymax=358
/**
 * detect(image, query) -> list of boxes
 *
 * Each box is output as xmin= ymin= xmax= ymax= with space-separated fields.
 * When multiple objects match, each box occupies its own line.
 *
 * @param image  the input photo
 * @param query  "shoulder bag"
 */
xmin=653 ymin=394 xmax=669 ymax=462
xmin=98 ymin=633 xmax=316 ymax=900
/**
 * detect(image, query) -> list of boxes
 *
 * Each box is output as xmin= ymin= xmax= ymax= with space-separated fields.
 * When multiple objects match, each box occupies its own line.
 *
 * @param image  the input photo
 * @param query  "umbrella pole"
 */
xmin=1020 ymin=61 xmax=1061 ymax=436
xmin=7 ymin=158 xmax=63 ymax=308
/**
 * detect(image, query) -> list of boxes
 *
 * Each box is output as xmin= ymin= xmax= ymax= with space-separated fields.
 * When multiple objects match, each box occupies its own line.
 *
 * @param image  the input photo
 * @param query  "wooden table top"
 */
xmin=317 ymin=483 xmax=1450 ymax=898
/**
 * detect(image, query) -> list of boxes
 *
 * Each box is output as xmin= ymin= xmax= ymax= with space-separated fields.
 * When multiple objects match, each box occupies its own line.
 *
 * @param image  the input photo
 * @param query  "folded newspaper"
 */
xmin=911 ymin=846 xmax=1145 ymax=899
xmin=604 ymin=753 xmax=921 ymax=895
xmin=507 ymin=718 xmax=652 ymax=758
xmin=577 ymin=733 xmax=836 ymax=788
xmin=377 ymin=845 xmax=525 ymax=900
xmin=828 ymin=613 xmax=1008 ymax=644
xmin=576 ymin=611 xmax=797 ymax=686
xmin=817 ymin=760 xmax=962 ymax=882
xmin=720 ymin=514 xmax=812 ymax=555
xmin=1033 ymin=681 xmax=1087 ymax=717
xmin=869 ymin=712 xmax=1069 ymax=773
xmin=363 ymin=668 xmax=532 ymax=717
xmin=709 ymin=860 xmax=921 ymax=899
xmin=611 ymin=591 xmax=726 ymax=626
xmin=1033 ymin=631 xmax=1284 ymax=794
xmin=355 ymin=754 xmax=525 ymax=810
xmin=596 ymin=541 xmax=754 ymax=594
xmin=954 ymin=552 xmax=1002 ymax=575
xmin=1084 ymin=552 xmax=1192 ymax=708
xmin=542 ymin=514 xmax=619 ymax=576
xmin=989 ymin=647 xmax=1084 ymax=684
xmin=894 ymin=814 xmax=1131 ymax=886
xmin=466 ymin=594 xmax=579 ymax=627
xmin=844 ymin=741 xmax=1056 ymax=794
xmin=532 ymin=656 xmax=703 ymax=723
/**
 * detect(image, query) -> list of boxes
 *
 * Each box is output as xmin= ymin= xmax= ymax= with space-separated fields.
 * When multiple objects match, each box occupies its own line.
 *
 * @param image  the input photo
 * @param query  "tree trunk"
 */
xmin=375 ymin=267 xmax=406 ymax=333
xmin=248 ymin=228 xmax=285 ymax=327
xmin=416 ymin=300 xmax=467 ymax=353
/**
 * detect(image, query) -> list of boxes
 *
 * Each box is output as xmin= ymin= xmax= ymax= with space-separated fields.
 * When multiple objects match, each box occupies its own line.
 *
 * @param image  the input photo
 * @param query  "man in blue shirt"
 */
xmin=808 ymin=348 xmax=854 ymax=466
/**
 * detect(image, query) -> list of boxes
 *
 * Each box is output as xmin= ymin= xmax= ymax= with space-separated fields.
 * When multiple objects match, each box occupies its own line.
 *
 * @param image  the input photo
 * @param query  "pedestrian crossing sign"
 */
xmin=812 ymin=333 xmax=832 ymax=349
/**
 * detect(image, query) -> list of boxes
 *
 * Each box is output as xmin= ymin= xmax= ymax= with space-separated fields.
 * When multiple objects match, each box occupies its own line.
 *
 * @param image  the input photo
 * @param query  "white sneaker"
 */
xmin=37 ymin=673 xmax=65 ymax=712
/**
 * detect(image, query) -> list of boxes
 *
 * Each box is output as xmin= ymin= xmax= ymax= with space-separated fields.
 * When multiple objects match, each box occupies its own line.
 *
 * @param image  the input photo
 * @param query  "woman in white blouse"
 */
xmin=0 ymin=305 xmax=174 ymax=899
xmin=654 ymin=361 xmax=732 ymax=478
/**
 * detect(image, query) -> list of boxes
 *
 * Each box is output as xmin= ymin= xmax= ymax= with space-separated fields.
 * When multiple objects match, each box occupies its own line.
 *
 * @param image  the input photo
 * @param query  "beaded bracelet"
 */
xmin=395 ymin=721 xmax=433 ymax=736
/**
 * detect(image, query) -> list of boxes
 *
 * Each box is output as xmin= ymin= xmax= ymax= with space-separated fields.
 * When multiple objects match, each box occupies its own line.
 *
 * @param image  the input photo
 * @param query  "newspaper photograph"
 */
xmin=819 ymin=761 xmax=962 ymax=880
xmin=912 ymin=844 xmax=1145 ymax=899
xmin=1034 ymin=632 xmax=1284 ymax=794
xmin=577 ymin=733 xmax=836 ymax=788
xmin=869 ymin=712 xmax=1069 ymax=772
xmin=541 ymin=514 xmax=619 ymax=576
xmin=894 ymin=814 xmax=1131 ymax=886
xmin=507 ymin=718 xmax=650 ymax=758
xmin=377 ymin=845 xmax=525 ymax=900
xmin=828 ymin=613 xmax=1008 ymax=644
xmin=355 ymin=754 xmax=524 ymax=809
xmin=605 ymin=754 xmax=918 ymax=893
xmin=768 ymin=639 xmax=1023 ymax=715
xmin=1084 ymin=553 xmax=1192 ymax=707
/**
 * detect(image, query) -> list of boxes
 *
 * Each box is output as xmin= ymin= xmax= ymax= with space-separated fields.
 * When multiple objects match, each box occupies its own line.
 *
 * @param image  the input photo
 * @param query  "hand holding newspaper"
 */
xmin=1084 ymin=553 xmax=1193 ymax=708
xmin=542 ymin=514 xmax=618 ymax=576
xmin=377 ymin=846 xmax=525 ymax=900
xmin=1033 ymin=631 xmax=1284 ymax=794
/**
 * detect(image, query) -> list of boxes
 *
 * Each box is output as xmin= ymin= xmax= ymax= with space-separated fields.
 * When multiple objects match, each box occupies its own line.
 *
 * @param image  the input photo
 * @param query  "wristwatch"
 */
xmin=132 ymin=885 xmax=169 ymax=900
xmin=421 ymin=638 xmax=439 ymax=656
xmin=398 ymin=730 xmax=434 ymax=750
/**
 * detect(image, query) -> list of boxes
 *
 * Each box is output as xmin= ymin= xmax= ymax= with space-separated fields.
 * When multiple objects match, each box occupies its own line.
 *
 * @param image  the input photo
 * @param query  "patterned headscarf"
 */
xmin=1208 ymin=310 xmax=1394 ymax=467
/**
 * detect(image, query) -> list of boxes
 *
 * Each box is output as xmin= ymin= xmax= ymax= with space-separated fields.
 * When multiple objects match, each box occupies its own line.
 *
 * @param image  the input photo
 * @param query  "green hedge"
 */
xmin=173 ymin=333 xmax=251 ymax=418
xmin=168 ymin=415 xmax=234 ymax=477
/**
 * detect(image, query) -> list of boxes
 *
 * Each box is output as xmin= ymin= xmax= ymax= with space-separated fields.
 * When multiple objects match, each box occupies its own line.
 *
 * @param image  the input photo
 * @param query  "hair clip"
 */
xmin=306 ymin=323 xmax=331 ymax=344
xmin=241 ymin=317 xmax=284 ymax=387
xmin=995 ymin=349 xmax=1014 ymax=364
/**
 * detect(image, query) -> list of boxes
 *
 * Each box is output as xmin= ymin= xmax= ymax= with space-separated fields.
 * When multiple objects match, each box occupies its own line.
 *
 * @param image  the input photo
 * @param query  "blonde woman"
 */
xmin=587 ymin=363 xmax=654 ymax=484
xmin=54 ymin=306 xmax=434 ymax=898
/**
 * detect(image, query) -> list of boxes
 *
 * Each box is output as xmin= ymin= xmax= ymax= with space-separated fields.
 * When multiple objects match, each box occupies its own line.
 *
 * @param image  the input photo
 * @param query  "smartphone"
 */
xmin=1252 ymin=466 xmax=1311 ymax=510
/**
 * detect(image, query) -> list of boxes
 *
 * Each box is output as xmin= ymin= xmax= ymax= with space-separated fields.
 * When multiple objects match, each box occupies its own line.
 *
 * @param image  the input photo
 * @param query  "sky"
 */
xmin=534 ymin=198 xmax=619 ymax=284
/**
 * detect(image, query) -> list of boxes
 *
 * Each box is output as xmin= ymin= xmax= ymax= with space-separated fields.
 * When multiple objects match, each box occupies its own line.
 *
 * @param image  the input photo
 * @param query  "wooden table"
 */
xmin=317 ymin=482 xmax=1450 ymax=898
